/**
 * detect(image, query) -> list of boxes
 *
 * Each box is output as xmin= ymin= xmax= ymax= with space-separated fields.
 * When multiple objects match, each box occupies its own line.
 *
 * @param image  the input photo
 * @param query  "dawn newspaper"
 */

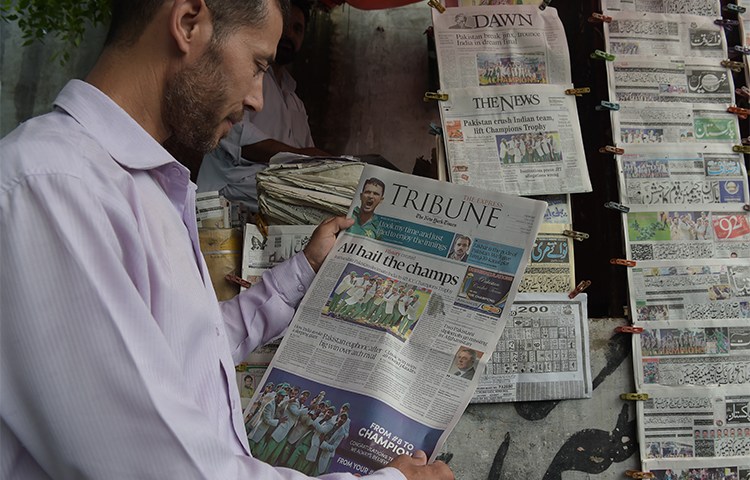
xmin=243 ymin=165 xmax=545 ymax=476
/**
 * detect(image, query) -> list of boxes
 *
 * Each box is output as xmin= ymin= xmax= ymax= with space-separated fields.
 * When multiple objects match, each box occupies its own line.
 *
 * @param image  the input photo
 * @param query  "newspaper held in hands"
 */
xmin=244 ymin=165 xmax=546 ymax=476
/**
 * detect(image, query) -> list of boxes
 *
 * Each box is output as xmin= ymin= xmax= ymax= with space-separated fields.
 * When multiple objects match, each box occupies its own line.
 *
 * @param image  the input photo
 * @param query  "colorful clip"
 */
xmin=737 ymin=86 xmax=750 ymax=98
xmin=733 ymin=145 xmax=750 ymax=154
xmin=563 ymin=229 xmax=589 ymax=241
xmin=590 ymin=49 xmax=615 ymax=61
xmin=568 ymin=280 xmax=591 ymax=299
xmin=734 ymin=45 xmax=750 ymax=55
xmin=600 ymin=145 xmax=625 ymax=155
xmin=728 ymin=106 xmax=750 ymax=119
xmin=596 ymin=100 xmax=620 ymax=111
xmin=588 ymin=12 xmax=612 ymax=23
xmin=620 ymin=393 xmax=649 ymax=401
xmin=427 ymin=0 xmax=446 ymax=13
xmin=424 ymin=91 xmax=449 ymax=101
xmin=565 ymin=87 xmax=591 ymax=96
xmin=722 ymin=59 xmax=745 ymax=72
xmin=610 ymin=258 xmax=637 ymax=267
xmin=538 ymin=0 xmax=551 ymax=10
xmin=744 ymin=204 xmax=750 ymax=212
xmin=615 ymin=326 xmax=644 ymax=334
xmin=724 ymin=3 xmax=747 ymax=13
xmin=428 ymin=122 xmax=443 ymax=136
xmin=604 ymin=201 xmax=630 ymax=213
xmin=255 ymin=213 xmax=269 ymax=238
xmin=225 ymin=274 xmax=252 ymax=289
xmin=625 ymin=470 xmax=655 ymax=479
xmin=715 ymin=19 xmax=740 ymax=29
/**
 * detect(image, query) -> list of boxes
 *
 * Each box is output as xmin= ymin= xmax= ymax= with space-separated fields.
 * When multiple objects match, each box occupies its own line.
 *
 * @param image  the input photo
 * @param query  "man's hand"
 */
xmin=386 ymin=450 xmax=454 ymax=480
xmin=303 ymin=216 xmax=354 ymax=273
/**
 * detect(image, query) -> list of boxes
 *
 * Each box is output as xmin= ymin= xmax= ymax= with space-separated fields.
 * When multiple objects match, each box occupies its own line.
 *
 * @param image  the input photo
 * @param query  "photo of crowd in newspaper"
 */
xmin=244 ymin=370 xmax=444 ymax=476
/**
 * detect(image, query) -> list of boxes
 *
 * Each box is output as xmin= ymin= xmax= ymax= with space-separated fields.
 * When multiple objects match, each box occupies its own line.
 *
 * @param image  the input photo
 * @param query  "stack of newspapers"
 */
xmin=256 ymin=157 xmax=365 ymax=225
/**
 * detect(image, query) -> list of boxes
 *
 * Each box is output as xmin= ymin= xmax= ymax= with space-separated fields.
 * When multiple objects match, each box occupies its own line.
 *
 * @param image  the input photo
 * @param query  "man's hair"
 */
xmin=458 ymin=348 xmax=477 ymax=362
xmin=363 ymin=178 xmax=385 ymax=195
xmin=105 ymin=0 xmax=291 ymax=47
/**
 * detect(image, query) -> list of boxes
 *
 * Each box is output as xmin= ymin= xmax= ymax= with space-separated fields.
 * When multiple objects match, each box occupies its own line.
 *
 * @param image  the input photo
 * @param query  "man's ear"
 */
xmin=170 ymin=0 xmax=213 ymax=55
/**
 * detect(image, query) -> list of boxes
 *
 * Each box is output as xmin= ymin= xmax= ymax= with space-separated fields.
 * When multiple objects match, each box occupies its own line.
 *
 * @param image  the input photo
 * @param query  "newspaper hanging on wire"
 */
xmin=243 ymin=165 xmax=545 ymax=476
xmin=438 ymin=83 xmax=591 ymax=195
xmin=431 ymin=5 xmax=571 ymax=90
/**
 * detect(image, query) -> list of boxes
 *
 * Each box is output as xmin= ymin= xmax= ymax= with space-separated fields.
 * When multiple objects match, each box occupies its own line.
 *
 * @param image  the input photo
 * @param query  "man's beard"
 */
xmin=274 ymin=38 xmax=298 ymax=66
xmin=163 ymin=44 xmax=238 ymax=153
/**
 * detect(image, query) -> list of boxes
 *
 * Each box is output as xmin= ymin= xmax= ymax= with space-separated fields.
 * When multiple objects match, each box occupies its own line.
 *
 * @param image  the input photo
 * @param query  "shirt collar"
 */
xmin=53 ymin=79 xmax=187 ymax=175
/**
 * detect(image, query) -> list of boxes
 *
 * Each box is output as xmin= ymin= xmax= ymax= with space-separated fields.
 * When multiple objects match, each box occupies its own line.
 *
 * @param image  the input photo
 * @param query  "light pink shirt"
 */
xmin=0 ymin=80 xmax=403 ymax=480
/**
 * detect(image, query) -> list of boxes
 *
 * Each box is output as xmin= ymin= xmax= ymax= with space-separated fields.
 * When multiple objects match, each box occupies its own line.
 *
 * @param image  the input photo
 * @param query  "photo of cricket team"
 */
xmin=244 ymin=369 xmax=443 ymax=476
xmin=477 ymin=52 xmax=548 ymax=85
xmin=496 ymin=132 xmax=563 ymax=164
xmin=323 ymin=264 xmax=431 ymax=341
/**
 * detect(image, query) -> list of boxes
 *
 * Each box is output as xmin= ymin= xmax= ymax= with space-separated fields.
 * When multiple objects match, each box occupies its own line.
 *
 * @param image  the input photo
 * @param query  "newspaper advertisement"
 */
xmin=604 ymin=12 xmax=727 ymax=58
xmin=432 ymin=5 xmax=571 ymax=89
xmin=634 ymin=320 xmax=750 ymax=387
xmin=601 ymin=0 xmax=722 ymax=17
xmin=243 ymin=165 xmax=546 ymax=476
xmin=625 ymin=208 xmax=750 ymax=261
xmin=518 ymin=230 xmax=575 ymax=292
xmin=471 ymin=293 xmax=591 ymax=403
xmin=607 ymin=56 xmax=735 ymax=105
xmin=636 ymin=385 xmax=750 ymax=463
xmin=531 ymin=193 xmax=571 ymax=225
xmin=242 ymin=224 xmax=317 ymax=286
xmin=612 ymin=102 xmax=742 ymax=146
xmin=615 ymin=147 xmax=750 ymax=206
xmin=629 ymin=260 xmax=750 ymax=323
xmin=439 ymin=84 xmax=592 ymax=195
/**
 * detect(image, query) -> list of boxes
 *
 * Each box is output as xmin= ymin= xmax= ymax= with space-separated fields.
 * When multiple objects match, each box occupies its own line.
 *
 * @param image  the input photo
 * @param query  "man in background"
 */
xmin=197 ymin=0 xmax=328 ymax=210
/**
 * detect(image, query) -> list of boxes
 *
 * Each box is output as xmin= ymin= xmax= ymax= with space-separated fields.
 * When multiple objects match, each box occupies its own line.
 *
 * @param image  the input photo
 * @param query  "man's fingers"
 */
xmin=411 ymin=450 xmax=427 ymax=463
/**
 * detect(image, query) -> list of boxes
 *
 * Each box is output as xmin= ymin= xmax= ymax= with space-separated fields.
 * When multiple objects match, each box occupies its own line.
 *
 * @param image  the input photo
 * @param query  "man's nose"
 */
xmin=243 ymin=77 xmax=265 ymax=112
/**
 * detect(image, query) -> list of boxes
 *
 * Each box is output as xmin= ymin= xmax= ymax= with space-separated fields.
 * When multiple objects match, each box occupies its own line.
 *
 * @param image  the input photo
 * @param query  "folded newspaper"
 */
xmin=256 ymin=159 xmax=365 ymax=225
xmin=244 ymin=165 xmax=546 ymax=476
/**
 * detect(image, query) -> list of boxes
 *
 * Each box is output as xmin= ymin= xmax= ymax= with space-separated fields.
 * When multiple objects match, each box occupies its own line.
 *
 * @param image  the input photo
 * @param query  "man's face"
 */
xmin=454 ymin=238 xmax=470 ymax=256
xmin=163 ymin=6 xmax=283 ymax=152
xmin=324 ymin=408 xmax=335 ymax=420
xmin=275 ymin=5 xmax=306 ymax=66
xmin=360 ymin=183 xmax=384 ymax=214
xmin=456 ymin=350 xmax=473 ymax=370
xmin=244 ymin=377 xmax=253 ymax=388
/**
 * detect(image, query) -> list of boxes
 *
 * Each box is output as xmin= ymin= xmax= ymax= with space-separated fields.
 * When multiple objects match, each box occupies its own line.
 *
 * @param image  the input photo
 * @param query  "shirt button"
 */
xmin=297 ymin=285 xmax=305 ymax=292
xmin=215 ymin=327 xmax=221 ymax=336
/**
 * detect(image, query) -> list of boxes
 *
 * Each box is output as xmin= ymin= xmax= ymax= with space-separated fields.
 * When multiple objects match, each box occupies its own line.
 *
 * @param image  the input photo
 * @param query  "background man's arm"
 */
xmin=241 ymin=139 xmax=331 ymax=163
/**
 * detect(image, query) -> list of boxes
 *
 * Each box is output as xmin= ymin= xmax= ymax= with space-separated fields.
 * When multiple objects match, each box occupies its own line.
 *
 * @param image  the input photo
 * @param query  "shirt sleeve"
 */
xmin=219 ymin=251 xmax=316 ymax=364
xmin=0 ymin=173 xmax=405 ymax=480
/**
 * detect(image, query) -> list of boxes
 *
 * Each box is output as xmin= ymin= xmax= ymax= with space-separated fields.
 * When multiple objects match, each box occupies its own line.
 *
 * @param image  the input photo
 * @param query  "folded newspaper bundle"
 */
xmin=257 ymin=159 xmax=365 ymax=225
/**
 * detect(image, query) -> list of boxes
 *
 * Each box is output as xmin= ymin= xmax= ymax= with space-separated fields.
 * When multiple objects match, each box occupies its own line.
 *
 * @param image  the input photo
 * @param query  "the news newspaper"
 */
xmin=243 ymin=165 xmax=546 ymax=476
